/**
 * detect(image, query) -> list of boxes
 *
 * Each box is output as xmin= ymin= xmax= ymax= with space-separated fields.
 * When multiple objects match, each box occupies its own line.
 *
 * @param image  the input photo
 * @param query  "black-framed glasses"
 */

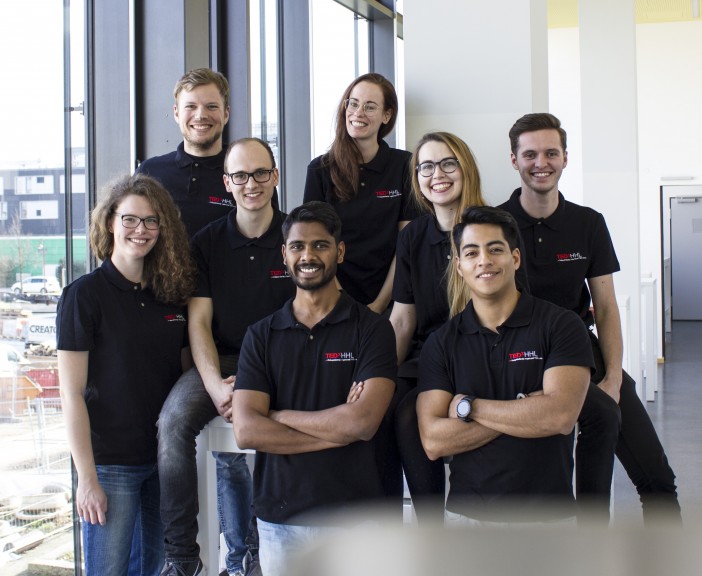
xmin=115 ymin=213 xmax=160 ymax=230
xmin=344 ymin=98 xmax=381 ymax=116
xmin=417 ymin=157 xmax=459 ymax=178
xmin=227 ymin=169 xmax=275 ymax=185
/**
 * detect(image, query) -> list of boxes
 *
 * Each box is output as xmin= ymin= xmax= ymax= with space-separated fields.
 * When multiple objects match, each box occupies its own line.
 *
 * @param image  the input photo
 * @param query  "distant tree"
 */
xmin=6 ymin=211 xmax=36 ymax=289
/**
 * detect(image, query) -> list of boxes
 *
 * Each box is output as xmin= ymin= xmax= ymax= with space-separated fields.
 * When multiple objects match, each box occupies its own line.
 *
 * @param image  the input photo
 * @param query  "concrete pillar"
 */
xmin=403 ymin=0 xmax=548 ymax=205
xmin=579 ymin=0 xmax=642 ymax=390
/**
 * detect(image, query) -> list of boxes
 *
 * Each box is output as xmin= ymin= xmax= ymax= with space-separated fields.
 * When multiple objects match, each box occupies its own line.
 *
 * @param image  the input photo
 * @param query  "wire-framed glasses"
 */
xmin=345 ymin=98 xmax=381 ymax=116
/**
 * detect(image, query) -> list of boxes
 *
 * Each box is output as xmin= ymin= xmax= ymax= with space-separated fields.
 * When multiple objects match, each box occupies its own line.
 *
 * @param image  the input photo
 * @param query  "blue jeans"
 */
xmin=257 ymin=519 xmax=342 ymax=576
xmin=82 ymin=463 xmax=163 ymax=576
xmin=157 ymin=359 xmax=252 ymax=572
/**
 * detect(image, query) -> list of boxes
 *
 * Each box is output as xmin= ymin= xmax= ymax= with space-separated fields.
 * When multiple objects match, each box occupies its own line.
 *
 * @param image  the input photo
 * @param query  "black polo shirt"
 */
xmin=499 ymin=189 xmax=620 ymax=327
xmin=392 ymin=213 xmax=452 ymax=353
xmin=137 ymin=142 xmax=234 ymax=238
xmin=56 ymin=258 xmax=187 ymax=466
xmin=419 ymin=293 xmax=593 ymax=521
xmin=303 ymin=140 xmax=417 ymax=304
xmin=236 ymin=292 xmax=397 ymax=525
xmin=191 ymin=208 xmax=295 ymax=356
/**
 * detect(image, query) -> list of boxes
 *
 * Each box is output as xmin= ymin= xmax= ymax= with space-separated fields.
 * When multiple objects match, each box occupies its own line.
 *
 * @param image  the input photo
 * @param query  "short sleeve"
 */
xmin=417 ymin=329 xmax=454 ymax=395
xmin=56 ymin=280 xmax=98 ymax=352
xmin=544 ymin=309 xmax=595 ymax=373
xmin=392 ymin=226 xmax=414 ymax=304
xmin=303 ymin=157 xmax=327 ymax=203
xmin=586 ymin=212 xmax=620 ymax=279
xmin=234 ymin=322 xmax=272 ymax=395
xmin=354 ymin=314 xmax=397 ymax=383
xmin=191 ymin=230 xmax=213 ymax=298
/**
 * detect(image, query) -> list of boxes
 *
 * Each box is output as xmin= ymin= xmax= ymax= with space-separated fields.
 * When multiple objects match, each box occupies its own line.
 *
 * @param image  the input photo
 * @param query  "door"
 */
xmin=671 ymin=196 xmax=702 ymax=320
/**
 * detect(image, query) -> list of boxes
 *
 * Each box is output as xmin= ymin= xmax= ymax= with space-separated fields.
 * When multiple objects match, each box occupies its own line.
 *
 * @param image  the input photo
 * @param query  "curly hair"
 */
xmin=89 ymin=174 xmax=196 ymax=305
xmin=320 ymin=73 xmax=398 ymax=202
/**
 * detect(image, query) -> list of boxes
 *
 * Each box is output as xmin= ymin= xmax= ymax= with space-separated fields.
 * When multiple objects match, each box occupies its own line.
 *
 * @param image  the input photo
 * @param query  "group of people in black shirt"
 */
xmin=57 ymin=69 xmax=681 ymax=576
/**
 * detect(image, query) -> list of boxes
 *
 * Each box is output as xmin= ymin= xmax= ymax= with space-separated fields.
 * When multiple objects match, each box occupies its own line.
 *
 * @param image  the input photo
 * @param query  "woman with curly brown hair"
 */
xmin=57 ymin=173 xmax=196 ymax=576
xmin=303 ymin=73 xmax=416 ymax=313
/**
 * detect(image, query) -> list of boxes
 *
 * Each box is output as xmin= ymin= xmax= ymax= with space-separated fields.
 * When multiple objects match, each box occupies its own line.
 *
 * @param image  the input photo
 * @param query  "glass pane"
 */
xmin=310 ymin=0 xmax=367 ymax=158
xmin=396 ymin=36 xmax=406 ymax=150
xmin=250 ymin=0 xmax=280 ymax=168
xmin=0 ymin=0 xmax=84 ymax=572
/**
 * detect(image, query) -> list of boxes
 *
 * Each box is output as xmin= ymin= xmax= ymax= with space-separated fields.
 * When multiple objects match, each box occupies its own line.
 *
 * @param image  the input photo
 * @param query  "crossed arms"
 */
xmin=417 ymin=364 xmax=590 ymax=461
xmin=232 ymin=377 xmax=395 ymax=454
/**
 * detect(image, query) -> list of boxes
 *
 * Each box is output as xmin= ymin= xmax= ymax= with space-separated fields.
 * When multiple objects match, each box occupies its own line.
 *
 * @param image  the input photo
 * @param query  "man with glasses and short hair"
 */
xmin=157 ymin=138 xmax=293 ymax=576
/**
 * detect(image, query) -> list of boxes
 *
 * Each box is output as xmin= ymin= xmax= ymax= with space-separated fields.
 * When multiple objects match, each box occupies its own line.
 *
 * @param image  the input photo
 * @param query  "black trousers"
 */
xmin=393 ymin=377 xmax=446 ymax=525
xmin=576 ymin=333 xmax=681 ymax=524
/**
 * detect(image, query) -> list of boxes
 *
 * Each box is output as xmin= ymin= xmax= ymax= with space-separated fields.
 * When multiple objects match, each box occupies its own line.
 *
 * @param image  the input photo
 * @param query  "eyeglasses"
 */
xmin=115 ymin=213 xmax=160 ymax=230
xmin=345 ymin=99 xmax=382 ymax=116
xmin=417 ymin=157 xmax=459 ymax=178
xmin=227 ymin=169 xmax=275 ymax=185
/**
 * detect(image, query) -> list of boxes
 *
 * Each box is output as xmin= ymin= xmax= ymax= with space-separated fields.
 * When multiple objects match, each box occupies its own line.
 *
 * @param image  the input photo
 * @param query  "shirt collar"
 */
xmin=506 ymin=188 xmax=567 ymax=231
xmin=426 ymin=214 xmax=451 ymax=246
xmin=226 ymin=208 xmax=285 ymax=250
xmin=174 ymin=141 xmax=227 ymax=170
xmin=458 ymin=291 xmax=534 ymax=334
xmin=362 ymin=140 xmax=391 ymax=173
xmin=101 ymin=258 xmax=143 ymax=292
xmin=271 ymin=291 xmax=355 ymax=330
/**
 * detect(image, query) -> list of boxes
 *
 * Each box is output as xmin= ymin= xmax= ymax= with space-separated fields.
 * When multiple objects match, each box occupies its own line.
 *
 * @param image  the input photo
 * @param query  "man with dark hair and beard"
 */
xmin=232 ymin=201 xmax=397 ymax=576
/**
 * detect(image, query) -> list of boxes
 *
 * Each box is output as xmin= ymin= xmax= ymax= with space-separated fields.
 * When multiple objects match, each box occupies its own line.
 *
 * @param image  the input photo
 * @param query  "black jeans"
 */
xmin=394 ymin=380 xmax=446 ymax=525
xmin=577 ymin=333 xmax=681 ymax=524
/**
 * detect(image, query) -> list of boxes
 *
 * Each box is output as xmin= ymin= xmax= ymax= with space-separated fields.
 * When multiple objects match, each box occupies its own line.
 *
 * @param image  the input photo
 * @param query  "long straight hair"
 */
xmin=320 ymin=73 xmax=398 ymax=202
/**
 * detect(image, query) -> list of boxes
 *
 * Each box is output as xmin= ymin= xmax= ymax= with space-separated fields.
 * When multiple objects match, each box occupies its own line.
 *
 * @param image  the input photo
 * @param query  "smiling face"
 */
xmin=110 ymin=194 xmax=160 ymax=268
xmin=223 ymin=140 xmax=278 ymax=213
xmin=174 ymin=83 xmax=230 ymax=156
xmin=511 ymin=129 xmax=567 ymax=197
xmin=416 ymin=140 xmax=463 ymax=211
xmin=456 ymin=223 xmax=520 ymax=300
xmin=345 ymin=81 xmax=392 ymax=143
xmin=282 ymin=222 xmax=345 ymax=292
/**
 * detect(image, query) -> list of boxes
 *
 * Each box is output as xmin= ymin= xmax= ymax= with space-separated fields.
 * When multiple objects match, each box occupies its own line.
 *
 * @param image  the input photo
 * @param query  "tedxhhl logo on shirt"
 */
xmin=375 ymin=189 xmax=401 ymax=199
xmin=164 ymin=314 xmax=186 ymax=323
xmin=556 ymin=252 xmax=587 ymax=262
xmin=324 ymin=352 xmax=357 ymax=362
xmin=507 ymin=350 xmax=543 ymax=362
xmin=208 ymin=196 xmax=235 ymax=208
xmin=269 ymin=269 xmax=291 ymax=280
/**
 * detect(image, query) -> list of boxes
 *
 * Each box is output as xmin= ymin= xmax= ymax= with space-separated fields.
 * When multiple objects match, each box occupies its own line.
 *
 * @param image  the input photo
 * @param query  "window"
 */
xmin=250 ymin=0 xmax=280 ymax=167
xmin=310 ymin=0 xmax=370 ymax=157
xmin=0 ymin=1 xmax=84 ymax=573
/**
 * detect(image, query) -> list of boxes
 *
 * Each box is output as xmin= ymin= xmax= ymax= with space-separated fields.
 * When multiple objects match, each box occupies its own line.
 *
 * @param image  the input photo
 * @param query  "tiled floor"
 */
xmin=611 ymin=321 xmax=702 ymax=527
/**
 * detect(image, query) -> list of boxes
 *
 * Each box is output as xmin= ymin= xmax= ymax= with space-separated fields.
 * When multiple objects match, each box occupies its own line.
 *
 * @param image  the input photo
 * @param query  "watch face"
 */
xmin=457 ymin=397 xmax=471 ymax=418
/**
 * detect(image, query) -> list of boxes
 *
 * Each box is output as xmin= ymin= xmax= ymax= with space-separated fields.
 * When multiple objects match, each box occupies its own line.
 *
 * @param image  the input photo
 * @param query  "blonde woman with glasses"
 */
xmin=390 ymin=132 xmax=486 ymax=524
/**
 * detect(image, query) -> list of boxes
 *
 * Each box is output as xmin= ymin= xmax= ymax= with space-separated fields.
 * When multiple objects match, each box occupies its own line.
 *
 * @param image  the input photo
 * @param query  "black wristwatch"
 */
xmin=456 ymin=395 xmax=476 ymax=422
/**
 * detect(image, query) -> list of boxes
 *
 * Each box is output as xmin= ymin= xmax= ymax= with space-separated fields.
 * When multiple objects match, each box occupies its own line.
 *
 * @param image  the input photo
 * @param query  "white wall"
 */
xmin=404 ymin=0 xmax=548 ymax=205
xmin=548 ymin=20 xmax=702 ymax=357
